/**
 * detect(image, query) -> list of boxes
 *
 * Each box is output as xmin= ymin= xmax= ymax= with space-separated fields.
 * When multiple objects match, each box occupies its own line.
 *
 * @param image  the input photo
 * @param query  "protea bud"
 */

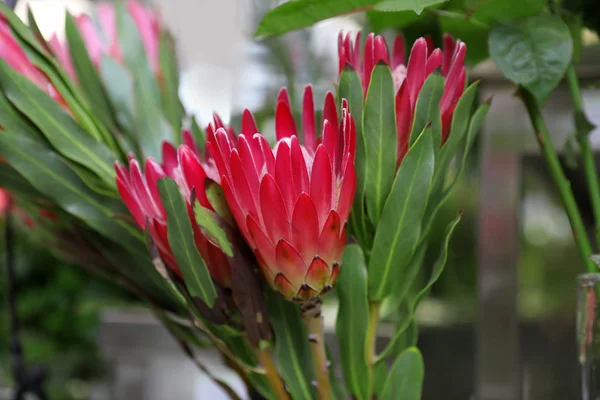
xmin=115 ymin=131 xmax=232 ymax=287
xmin=208 ymin=86 xmax=356 ymax=301
xmin=338 ymin=32 xmax=466 ymax=163
xmin=0 ymin=16 xmax=67 ymax=108
xmin=67 ymin=1 xmax=160 ymax=75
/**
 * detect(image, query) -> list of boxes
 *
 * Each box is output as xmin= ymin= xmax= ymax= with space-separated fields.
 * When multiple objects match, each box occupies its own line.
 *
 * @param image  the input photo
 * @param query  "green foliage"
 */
xmin=267 ymin=293 xmax=316 ymax=400
xmin=335 ymin=244 xmax=371 ymax=400
xmin=368 ymin=126 xmax=435 ymax=301
xmin=363 ymin=64 xmax=398 ymax=227
xmin=489 ymin=14 xmax=573 ymax=104
xmin=380 ymin=347 xmax=424 ymax=400
xmin=158 ymin=178 xmax=217 ymax=307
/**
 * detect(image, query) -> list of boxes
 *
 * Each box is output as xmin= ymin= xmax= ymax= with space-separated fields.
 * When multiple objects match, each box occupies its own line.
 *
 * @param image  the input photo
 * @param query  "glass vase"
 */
xmin=578 ymin=273 xmax=600 ymax=400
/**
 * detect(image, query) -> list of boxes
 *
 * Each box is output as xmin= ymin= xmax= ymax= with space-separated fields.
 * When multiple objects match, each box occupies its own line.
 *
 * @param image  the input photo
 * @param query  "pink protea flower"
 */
xmin=71 ymin=1 xmax=160 ymax=75
xmin=47 ymin=34 xmax=77 ymax=82
xmin=0 ymin=16 xmax=67 ymax=108
xmin=338 ymin=32 xmax=466 ymax=163
xmin=0 ymin=188 xmax=9 ymax=216
xmin=208 ymin=86 xmax=356 ymax=301
xmin=115 ymin=131 xmax=232 ymax=287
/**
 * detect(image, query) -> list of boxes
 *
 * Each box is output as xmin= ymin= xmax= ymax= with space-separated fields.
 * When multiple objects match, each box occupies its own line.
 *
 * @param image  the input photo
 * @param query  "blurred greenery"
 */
xmin=0 ymin=215 xmax=139 ymax=400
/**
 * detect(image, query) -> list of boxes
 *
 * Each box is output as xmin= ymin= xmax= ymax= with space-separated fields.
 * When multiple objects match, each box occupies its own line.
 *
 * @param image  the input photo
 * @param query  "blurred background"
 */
xmin=2 ymin=0 xmax=600 ymax=399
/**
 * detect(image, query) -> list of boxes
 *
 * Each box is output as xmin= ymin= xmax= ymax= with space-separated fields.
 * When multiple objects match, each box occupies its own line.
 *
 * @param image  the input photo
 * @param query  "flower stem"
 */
xmin=365 ymin=301 xmax=380 ymax=398
xmin=301 ymin=298 xmax=332 ymax=400
xmin=256 ymin=346 xmax=290 ymax=400
xmin=566 ymin=65 xmax=600 ymax=248
xmin=520 ymin=88 xmax=596 ymax=272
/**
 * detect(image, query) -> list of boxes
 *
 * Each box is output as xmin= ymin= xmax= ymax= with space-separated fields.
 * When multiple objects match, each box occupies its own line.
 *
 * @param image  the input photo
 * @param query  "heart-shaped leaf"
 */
xmin=489 ymin=14 xmax=573 ymax=104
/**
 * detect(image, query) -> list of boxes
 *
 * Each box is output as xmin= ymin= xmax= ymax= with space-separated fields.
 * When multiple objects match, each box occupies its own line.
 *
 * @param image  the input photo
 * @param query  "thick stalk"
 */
xmin=521 ymin=88 xmax=596 ymax=272
xmin=566 ymin=65 xmax=600 ymax=248
xmin=256 ymin=347 xmax=290 ymax=400
xmin=301 ymin=298 xmax=332 ymax=400
xmin=365 ymin=301 xmax=380 ymax=398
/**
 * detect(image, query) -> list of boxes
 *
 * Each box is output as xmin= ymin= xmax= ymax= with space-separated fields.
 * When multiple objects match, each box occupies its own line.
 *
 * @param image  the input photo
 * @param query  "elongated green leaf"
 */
xmin=379 ymin=240 xmax=427 ymax=319
xmin=255 ymin=0 xmax=376 ymax=39
xmin=190 ymin=116 xmax=206 ymax=153
xmin=0 ymin=163 xmax=43 ymax=200
xmin=409 ymin=74 xmax=443 ymax=149
xmin=65 ymin=13 xmax=115 ymax=130
xmin=134 ymin=80 xmax=175 ymax=159
xmin=267 ymin=292 xmax=315 ymax=400
xmin=26 ymin=7 xmax=46 ymax=46
xmin=159 ymin=31 xmax=184 ymax=133
xmin=326 ymin=345 xmax=348 ymax=400
xmin=100 ymin=56 xmax=136 ymax=135
xmin=0 ymin=130 xmax=145 ymax=259
xmin=376 ymin=212 xmax=461 ymax=362
xmin=364 ymin=63 xmax=397 ymax=226
xmin=338 ymin=66 xmax=370 ymax=248
xmin=0 ymin=3 xmax=47 ymax=56
xmin=489 ymin=15 xmax=572 ymax=104
xmin=434 ymin=81 xmax=479 ymax=189
xmin=415 ymin=213 xmax=462 ymax=306
xmin=374 ymin=0 xmax=447 ymax=12
xmin=335 ymin=244 xmax=370 ymax=400
xmin=193 ymin=199 xmax=234 ymax=257
xmin=372 ymin=361 xmax=388 ymax=396
xmin=380 ymin=347 xmax=424 ymax=400
xmin=158 ymin=177 xmax=217 ymax=307
xmin=0 ymin=60 xmax=117 ymax=186
xmin=368 ymin=127 xmax=435 ymax=301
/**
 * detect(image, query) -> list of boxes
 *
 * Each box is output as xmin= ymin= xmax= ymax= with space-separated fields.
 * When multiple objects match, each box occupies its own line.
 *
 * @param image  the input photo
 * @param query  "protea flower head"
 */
xmin=115 ymin=131 xmax=232 ymax=287
xmin=70 ymin=1 xmax=160 ymax=75
xmin=0 ymin=16 xmax=67 ymax=108
xmin=208 ymin=86 xmax=356 ymax=301
xmin=338 ymin=32 xmax=466 ymax=163
xmin=0 ymin=188 xmax=9 ymax=216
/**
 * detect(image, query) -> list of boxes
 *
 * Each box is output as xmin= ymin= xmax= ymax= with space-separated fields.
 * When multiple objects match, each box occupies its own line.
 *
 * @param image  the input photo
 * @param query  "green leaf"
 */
xmin=134 ymin=80 xmax=175 ymax=159
xmin=326 ymin=345 xmax=348 ymax=400
xmin=337 ymin=66 xmax=370 ymax=248
xmin=375 ymin=301 xmax=413 ymax=363
xmin=0 ymin=163 xmax=43 ymax=200
xmin=368 ymin=126 xmax=435 ymax=301
xmin=116 ymin=1 xmax=149 ymax=75
xmin=409 ymin=74 xmax=443 ymax=150
xmin=267 ymin=292 xmax=315 ymax=400
xmin=372 ymin=357 xmax=388 ymax=396
xmin=26 ymin=7 xmax=45 ymax=45
xmin=0 ymin=128 xmax=145 ymax=259
xmin=489 ymin=15 xmax=573 ymax=104
xmin=99 ymin=56 xmax=136 ymax=135
xmin=366 ymin=10 xmax=422 ymax=31
xmin=374 ymin=0 xmax=447 ymax=13
xmin=0 ymin=2 xmax=48 ymax=56
xmin=466 ymin=0 xmax=546 ymax=24
xmin=363 ymin=63 xmax=397 ymax=226
xmin=380 ymin=347 xmax=424 ymax=400
xmin=65 ymin=13 xmax=115 ymax=131
xmin=414 ymin=212 xmax=462 ymax=306
xmin=158 ymin=177 xmax=217 ymax=307
xmin=379 ymin=240 xmax=428 ymax=318
xmin=254 ymin=0 xmax=376 ymax=39
xmin=434 ymin=81 xmax=479 ymax=189
xmin=193 ymin=199 xmax=234 ymax=257
xmin=0 ymin=60 xmax=117 ymax=186
xmin=335 ymin=244 xmax=370 ymax=400
xmin=190 ymin=116 xmax=206 ymax=154
xmin=159 ymin=31 xmax=184 ymax=133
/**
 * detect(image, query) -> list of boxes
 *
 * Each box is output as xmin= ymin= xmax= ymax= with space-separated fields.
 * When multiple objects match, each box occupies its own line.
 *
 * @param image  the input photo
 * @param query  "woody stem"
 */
xmin=256 ymin=346 xmax=290 ymax=400
xmin=301 ymin=298 xmax=332 ymax=400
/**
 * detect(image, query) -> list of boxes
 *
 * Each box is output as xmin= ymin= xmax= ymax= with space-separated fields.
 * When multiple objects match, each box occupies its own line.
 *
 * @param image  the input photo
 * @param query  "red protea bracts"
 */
xmin=115 ymin=131 xmax=232 ymax=287
xmin=338 ymin=32 xmax=466 ymax=163
xmin=208 ymin=86 xmax=356 ymax=301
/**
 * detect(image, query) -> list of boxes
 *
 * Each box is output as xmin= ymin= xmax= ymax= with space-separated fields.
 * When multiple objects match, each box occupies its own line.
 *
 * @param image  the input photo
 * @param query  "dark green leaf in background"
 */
xmin=335 ymin=244 xmax=370 ymax=400
xmin=489 ymin=14 xmax=573 ymax=104
xmin=465 ymin=0 xmax=546 ymax=24
xmin=158 ymin=178 xmax=217 ymax=307
xmin=159 ymin=31 xmax=184 ymax=133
